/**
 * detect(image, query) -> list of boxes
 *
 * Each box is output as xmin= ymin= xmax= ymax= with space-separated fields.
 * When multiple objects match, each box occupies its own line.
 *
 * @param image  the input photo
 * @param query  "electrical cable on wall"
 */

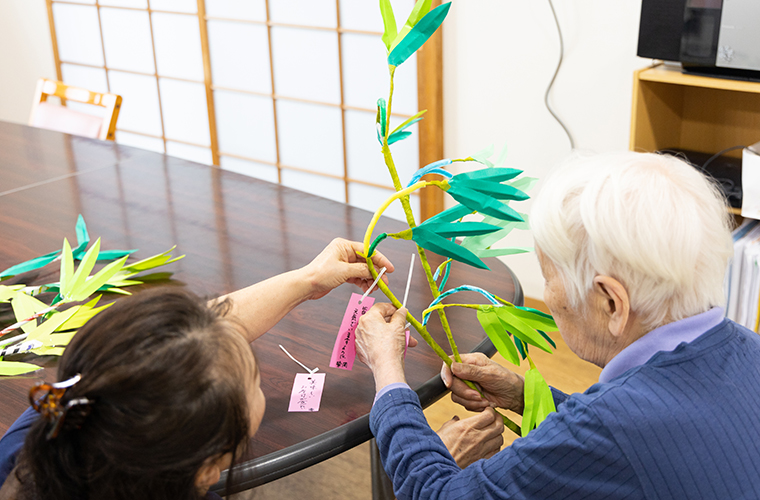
xmin=545 ymin=0 xmax=575 ymax=150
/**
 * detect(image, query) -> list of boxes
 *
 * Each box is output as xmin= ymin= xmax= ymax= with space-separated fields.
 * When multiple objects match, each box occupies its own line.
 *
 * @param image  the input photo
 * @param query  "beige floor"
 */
xmin=243 ymin=301 xmax=602 ymax=498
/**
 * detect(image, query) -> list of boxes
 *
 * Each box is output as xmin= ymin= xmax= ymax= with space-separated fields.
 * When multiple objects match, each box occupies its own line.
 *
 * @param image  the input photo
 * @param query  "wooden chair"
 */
xmin=28 ymin=78 xmax=122 ymax=141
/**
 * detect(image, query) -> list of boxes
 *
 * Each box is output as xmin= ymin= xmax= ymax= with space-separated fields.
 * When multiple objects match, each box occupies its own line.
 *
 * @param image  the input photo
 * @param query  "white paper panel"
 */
xmin=281 ymin=170 xmax=345 ymax=203
xmin=108 ymin=70 xmax=163 ymax=136
xmin=100 ymin=8 xmax=155 ymax=74
xmin=116 ymin=131 xmax=165 ymax=153
xmin=150 ymin=0 xmax=196 ymax=13
xmin=339 ymin=0 xmax=413 ymax=32
xmin=99 ymin=0 xmax=147 ymax=8
xmin=151 ymin=13 xmax=204 ymax=81
xmin=271 ymin=27 xmax=340 ymax=104
xmin=61 ymin=63 xmax=108 ymax=93
xmin=214 ymin=90 xmax=276 ymax=162
xmin=206 ymin=0 xmax=266 ymax=21
xmin=159 ymin=79 xmax=210 ymax=145
xmin=341 ymin=33 xmax=417 ymax=115
xmin=348 ymin=183 xmax=419 ymax=222
xmin=62 ymin=101 xmax=105 ymax=120
xmin=220 ymin=156 xmax=278 ymax=183
xmin=208 ymin=20 xmax=271 ymax=93
xmin=277 ymin=100 xmax=343 ymax=176
xmin=55 ymin=0 xmax=94 ymax=4
xmin=344 ymin=109 xmax=419 ymax=186
xmin=269 ymin=0 xmax=336 ymax=28
xmin=166 ymin=142 xmax=213 ymax=164
xmin=52 ymin=3 xmax=103 ymax=66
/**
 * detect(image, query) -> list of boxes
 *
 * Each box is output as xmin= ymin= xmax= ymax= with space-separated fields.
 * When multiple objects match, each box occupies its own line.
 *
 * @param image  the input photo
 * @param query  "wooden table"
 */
xmin=0 ymin=121 xmax=522 ymax=496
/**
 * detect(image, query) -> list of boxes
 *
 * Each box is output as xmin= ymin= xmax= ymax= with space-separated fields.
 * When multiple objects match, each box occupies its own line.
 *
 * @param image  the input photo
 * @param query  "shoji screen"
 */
xmin=45 ymin=0 xmax=444 ymax=221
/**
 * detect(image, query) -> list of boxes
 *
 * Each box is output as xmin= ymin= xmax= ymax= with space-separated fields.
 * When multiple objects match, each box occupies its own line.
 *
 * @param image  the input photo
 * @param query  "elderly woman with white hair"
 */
xmin=355 ymin=151 xmax=760 ymax=499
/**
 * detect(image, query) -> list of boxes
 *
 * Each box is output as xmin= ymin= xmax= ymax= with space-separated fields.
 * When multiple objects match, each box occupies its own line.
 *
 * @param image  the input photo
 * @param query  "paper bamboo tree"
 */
xmin=0 ymin=216 xmax=183 ymax=377
xmin=365 ymin=0 xmax=558 ymax=437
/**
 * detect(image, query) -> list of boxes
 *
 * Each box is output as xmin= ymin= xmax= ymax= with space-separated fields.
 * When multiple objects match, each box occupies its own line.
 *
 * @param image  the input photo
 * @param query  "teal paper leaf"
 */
xmin=449 ymin=178 xmax=529 ymax=201
xmin=417 ymin=221 xmax=501 ymax=239
xmin=0 ymin=250 xmax=61 ymax=279
xmin=388 ymin=2 xmax=451 ymax=67
xmin=412 ymin=231 xmax=489 ymax=270
xmin=445 ymin=184 xmax=524 ymax=222
xmin=460 ymin=214 xmax=529 ymax=252
xmin=390 ymin=0 xmax=433 ymax=51
xmin=387 ymin=130 xmax=412 ymax=145
xmin=456 ymin=167 xmax=523 ymax=183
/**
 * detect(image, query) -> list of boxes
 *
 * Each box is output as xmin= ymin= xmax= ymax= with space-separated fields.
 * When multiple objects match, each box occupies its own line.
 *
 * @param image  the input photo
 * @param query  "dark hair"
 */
xmin=14 ymin=288 xmax=254 ymax=500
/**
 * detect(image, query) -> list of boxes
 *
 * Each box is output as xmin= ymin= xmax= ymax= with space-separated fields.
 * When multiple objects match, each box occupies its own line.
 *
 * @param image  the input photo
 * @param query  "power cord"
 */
xmin=545 ymin=0 xmax=575 ymax=150
xmin=702 ymin=145 xmax=746 ymax=171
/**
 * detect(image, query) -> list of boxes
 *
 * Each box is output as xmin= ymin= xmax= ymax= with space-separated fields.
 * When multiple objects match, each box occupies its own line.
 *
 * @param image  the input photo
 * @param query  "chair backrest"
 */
xmin=28 ymin=78 xmax=122 ymax=141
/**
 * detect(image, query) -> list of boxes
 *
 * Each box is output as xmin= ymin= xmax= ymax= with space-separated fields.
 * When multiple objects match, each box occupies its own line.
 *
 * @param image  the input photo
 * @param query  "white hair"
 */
xmin=531 ymin=151 xmax=733 ymax=329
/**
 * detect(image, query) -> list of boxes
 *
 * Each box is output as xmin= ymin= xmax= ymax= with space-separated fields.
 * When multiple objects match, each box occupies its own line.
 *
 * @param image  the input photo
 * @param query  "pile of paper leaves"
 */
xmin=0 ymin=216 xmax=183 ymax=376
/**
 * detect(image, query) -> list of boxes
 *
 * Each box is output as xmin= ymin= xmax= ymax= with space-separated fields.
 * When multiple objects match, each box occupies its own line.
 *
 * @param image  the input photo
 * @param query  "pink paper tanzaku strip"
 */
xmin=329 ymin=293 xmax=374 ymax=370
xmin=288 ymin=373 xmax=326 ymax=412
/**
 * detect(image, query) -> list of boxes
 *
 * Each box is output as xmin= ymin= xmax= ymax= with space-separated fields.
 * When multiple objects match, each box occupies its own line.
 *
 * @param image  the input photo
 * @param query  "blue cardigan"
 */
xmin=370 ymin=319 xmax=760 ymax=499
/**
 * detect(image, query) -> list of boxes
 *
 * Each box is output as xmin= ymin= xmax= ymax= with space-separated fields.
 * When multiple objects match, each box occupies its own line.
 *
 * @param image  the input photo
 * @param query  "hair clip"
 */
xmin=29 ymin=374 xmax=93 ymax=440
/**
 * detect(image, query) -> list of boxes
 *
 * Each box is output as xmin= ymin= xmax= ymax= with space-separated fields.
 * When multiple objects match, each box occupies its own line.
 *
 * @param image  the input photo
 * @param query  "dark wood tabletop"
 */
xmin=0 ymin=121 xmax=521 ymax=493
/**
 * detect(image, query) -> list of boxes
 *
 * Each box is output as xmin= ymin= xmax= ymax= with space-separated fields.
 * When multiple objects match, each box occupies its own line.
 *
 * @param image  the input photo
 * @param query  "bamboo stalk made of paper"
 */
xmin=364 ymin=0 xmax=559 ymax=437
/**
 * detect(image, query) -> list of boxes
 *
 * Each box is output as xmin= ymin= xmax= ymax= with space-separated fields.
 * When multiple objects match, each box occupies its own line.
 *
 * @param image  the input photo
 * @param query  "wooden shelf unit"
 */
xmin=630 ymin=63 xmax=760 ymax=158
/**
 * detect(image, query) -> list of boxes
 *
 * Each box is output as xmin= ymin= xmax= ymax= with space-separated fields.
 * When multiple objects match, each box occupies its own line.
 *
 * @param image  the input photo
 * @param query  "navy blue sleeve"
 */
xmin=370 ymin=387 xmax=643 ymax=500
xmin=0 ymin=407 xmax=39 ymax=486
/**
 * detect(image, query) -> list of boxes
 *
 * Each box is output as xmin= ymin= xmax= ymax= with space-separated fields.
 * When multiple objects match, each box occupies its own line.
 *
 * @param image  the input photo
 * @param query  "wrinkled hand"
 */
xmin=302 ymin=238 xmax=394 ymax=300
xmin=436 ymin=408 xmax=504 ymax=468
xmin=441 ymin=353 xmax=526 ymax=414
xmin=355 ymin=303 xmax=417 ymax=391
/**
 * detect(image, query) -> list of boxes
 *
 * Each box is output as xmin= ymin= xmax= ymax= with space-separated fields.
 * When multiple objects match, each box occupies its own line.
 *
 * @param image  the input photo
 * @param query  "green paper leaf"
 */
xmin=457 ymin=167 xmax=523 ymax=183
xmin=514 ymin=337 xmax=527 ymax=359
xmin=387 ymin=130 xmax=412 ymax=145
xmin=390 ymin=109 xmax=427 ymax=136
xmin=446 ymin=185 xmax=524 ymax=222
xmin=57 ymin=296 xmax=112 ymax=331
xmin=0 ymin=285 xmax=24 ymax=303
xmin=495 ymin=143 xmax=509 ymax=166
xmin=475 ymin=247 xmax=532 ymax=258
xmin=387 ymin=2 xmax=451 ymax=67
xmin=67 ymin=238 xmax=102 ymax=300
xmin=471 ymin=144 xmax=495 ymax=167
xmin=0 ymin=250 xmax=61 ymax=279
xmin=59 ymin=239 xmax=75 ymax=299
xmin=460 ymin=214 xmax=529 ymax=252
xmin=71 ymin=256 xmax=128 ymax=301
xmin=10 ymin=293 xmax=49 ymax=334
xmin=522 ymin=364 xmax=556 ymax=437
xmin=413 ymin=231 xmax=489 ymax=270
xmin=0 ymin=360 xmax=41 ymax=376
xmin=508 ymin=176 xmax=538 ymax=194
xmin=26 ymin=306 xmax=80 ymax=344
xmin=522 ymin=367 xmax=539 ymax=437
xmin=477 ymin=309 xmax=520 ymax=366
xmin=390 ymin=0 xmax=432 ymax=51
xmin=120 ymin=246 xmax=184 ymax=275
xmin=30 ymin=346 xmax=65 ymax=357
xmin=512 ymin=306 xmax=559 ymax=331
xmin=75 ymin=214 xmax=89 ymax=247
xmin=495 ymin=309 xmax=553 ymax=353
xmin=379 ymin=0 xmax=397 ymax=50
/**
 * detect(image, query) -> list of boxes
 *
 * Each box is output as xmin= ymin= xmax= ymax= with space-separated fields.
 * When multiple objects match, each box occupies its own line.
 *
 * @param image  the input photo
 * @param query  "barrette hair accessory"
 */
xmin=29 ymin=374 xmax=93 ymax=440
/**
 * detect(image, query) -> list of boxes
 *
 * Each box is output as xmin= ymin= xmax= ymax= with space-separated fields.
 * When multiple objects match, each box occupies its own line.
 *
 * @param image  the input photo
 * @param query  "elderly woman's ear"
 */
xmin=592 ymin=275 xmax=631 ymax=338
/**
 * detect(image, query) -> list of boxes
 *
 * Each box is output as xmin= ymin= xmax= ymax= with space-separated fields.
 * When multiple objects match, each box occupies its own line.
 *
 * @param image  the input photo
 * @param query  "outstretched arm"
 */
xmin=215 ymin=238 xmax=394 ymax=343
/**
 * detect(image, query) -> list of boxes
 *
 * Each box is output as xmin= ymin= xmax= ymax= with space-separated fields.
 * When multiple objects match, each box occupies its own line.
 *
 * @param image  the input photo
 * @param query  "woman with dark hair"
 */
xmin=0 ymin=238 xmax=394 ymax=500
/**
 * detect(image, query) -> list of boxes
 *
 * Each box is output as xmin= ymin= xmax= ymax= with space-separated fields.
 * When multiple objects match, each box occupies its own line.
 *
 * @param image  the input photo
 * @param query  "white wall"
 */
xmin=442 ymin=0 xmax=649 ymax=300
xmin=0 ymin=0 xmax=57 ymax=124
xmin=0 ymin=0 xmax=651 ymax=301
